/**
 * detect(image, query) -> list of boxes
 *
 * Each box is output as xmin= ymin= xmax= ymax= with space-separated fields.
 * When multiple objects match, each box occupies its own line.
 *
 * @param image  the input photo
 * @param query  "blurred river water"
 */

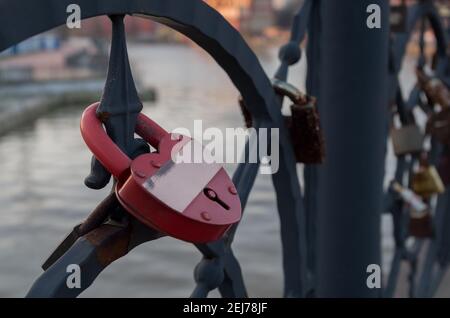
xmin=0 ymin=43 xmax=428 ymax=297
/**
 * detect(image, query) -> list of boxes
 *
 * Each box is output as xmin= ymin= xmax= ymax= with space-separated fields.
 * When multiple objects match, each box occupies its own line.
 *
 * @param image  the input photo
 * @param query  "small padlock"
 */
xmin=81 ymin=102 xmax=241 ymax=243
xmin=272 ymin=79 xmax=325 ymax=164
xmin=417 ymin=69 xmax=450 ymax=110
xmin=409 ymin=210 xmax=434 ymax=238
xmin=390 ymin=2 xmax=408 ymax=33
xmin=411 ymin=164 xmax=445 ymax=198
xmin=238 ymin=80 xmax=325 ymax=164
xmin=289 ymin=96 xmax=325 ymax=164
xmin=391 ymin=125 xmax=424 ymax=156
xmin=426 ymin=108 xmax=450 ymax=147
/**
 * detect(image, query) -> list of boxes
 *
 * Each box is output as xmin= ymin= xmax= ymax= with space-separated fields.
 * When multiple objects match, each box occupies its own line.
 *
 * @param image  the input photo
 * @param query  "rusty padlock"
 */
xmin=417 ymin=69 xmax=450 ymax=110
xmin=272 ymin=79 xmax=325 ymax=164
xmin=409 ymin=210 xmax=434 ymax=238
xmin=391 ymin=124 xmax=424 ymax=156
xmin=426 ymin=107 xmax=450 ymax=147
xmin=81 ymin=102 xmax=241 ymax=243
xmin=391 ymin=182 xmax=433 ymax=238
xmin=239 ymin=79 xmax=325 ymax=164
xmin=411 ymin=155 xmax=445 ymax=198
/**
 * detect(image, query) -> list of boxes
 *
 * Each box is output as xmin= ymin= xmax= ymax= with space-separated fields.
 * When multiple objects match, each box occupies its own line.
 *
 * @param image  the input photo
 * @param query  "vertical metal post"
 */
xmin=305 ymin=0 xmax=321 ymax=296
xmin=316 ymin=0 xmax=389 ymax=297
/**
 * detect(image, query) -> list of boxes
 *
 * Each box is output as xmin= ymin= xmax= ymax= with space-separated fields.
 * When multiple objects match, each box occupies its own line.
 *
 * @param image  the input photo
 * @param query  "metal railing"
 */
xmin=0 ymin=0 xmax=448 ymax=298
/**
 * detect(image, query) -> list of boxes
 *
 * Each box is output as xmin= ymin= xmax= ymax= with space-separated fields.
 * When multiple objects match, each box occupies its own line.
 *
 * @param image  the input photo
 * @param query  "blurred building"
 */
xmin=206 ymin=0 xmax=274 ymax=35
xmin=71 ymin=16 xmax=157 ymax=39
xmin=0 ymin=34 xmax=61 ymax=57
xmin=73 ymin=1 xmax=275 ymax=38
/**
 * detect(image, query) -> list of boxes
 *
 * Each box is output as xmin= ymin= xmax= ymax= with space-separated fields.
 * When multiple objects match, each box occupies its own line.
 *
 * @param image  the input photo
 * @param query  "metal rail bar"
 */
xmin=316 ymin=0 xmax=389 ymax=297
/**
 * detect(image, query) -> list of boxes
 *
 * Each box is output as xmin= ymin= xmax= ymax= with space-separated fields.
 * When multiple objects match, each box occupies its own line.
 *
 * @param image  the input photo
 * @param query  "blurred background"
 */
xmin=0 ymin=0 xmax=449 ymax=297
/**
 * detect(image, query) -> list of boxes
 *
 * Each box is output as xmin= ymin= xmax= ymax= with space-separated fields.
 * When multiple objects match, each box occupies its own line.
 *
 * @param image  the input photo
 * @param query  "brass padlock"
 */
xmin=412 ymin=165 xmax=445 ymax=197
xmin=391 ymin=125 xmax=424 ymax=156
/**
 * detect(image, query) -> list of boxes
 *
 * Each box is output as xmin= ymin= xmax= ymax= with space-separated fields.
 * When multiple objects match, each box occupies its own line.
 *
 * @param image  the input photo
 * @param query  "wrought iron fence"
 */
xmin=0 ymin=0 xmax=448 ymax=298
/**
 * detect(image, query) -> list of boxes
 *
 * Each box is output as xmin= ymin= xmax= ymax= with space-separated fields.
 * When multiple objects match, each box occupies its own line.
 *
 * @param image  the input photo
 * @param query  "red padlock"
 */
xmin=80 ymin=102 xmax=241 ymax=243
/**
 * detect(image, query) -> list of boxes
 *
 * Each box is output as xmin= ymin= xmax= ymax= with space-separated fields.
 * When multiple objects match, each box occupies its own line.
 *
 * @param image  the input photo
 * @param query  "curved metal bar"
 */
xmin=289 ymin=0 xmax=313 ymax=44
xmin=27 ymin=219 xmax=162 ymax=298
xmin=26 ymin=238 xmax=102 ymax=298
xmin=194 ymin=115 xmax=308 ymax=297
xmin=1 ymin=0 xmax=306 ymax=298
xmin=389 ymin=1 xmax=449 ymax=114
xmin=267 ymin=120 xmax=307 ymax=297
xmin=192 ymin=154 xmax=259 ymax=298
xmin=274 ymin=0 xmax=312 ymax=80
xmin=391 ymin=2 xmax=448 ymax=78
xmin=267 ymin=0 xmax=314 ymax=296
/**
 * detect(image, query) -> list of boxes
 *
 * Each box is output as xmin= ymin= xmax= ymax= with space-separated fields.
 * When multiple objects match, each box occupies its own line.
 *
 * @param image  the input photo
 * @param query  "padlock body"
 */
xmin=412 ymin=166 xmax=445 ymax=197
xmin=116 ymin=134 xmax=241 ymax=243
xmin=391 ymin=125 xmax=424 ymax=156
xmin=409 ymin=212 xmax=433 ymax=238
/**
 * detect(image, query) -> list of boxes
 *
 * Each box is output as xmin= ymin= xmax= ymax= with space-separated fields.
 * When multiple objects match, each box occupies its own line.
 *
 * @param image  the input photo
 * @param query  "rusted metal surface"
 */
xmin=289 ymin=97 xmax=325 ymax=165
xmin=409 ymin=210 xmax=434 ymax=238
xmin=239 ymin=79 xmax=325 ymax=165
xmin=42 ymin=192 xmax=119 ymax=270
xmin=79 ymin=192 xmax=119 ymax=234
xmin=427 ymin=108 xmax=450 ymax=147
xmin=85 ymin=223 xmax=131 ymax=267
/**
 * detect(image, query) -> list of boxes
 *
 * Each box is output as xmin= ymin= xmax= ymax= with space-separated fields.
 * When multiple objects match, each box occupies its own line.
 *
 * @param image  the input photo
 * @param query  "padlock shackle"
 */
xmin=81 ymin=102 xmax=169 ymax=179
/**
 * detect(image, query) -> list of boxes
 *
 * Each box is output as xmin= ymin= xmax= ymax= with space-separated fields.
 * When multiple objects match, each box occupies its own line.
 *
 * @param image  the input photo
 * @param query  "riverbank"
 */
xmin=0 ymin=79 xmax=157 ymax=136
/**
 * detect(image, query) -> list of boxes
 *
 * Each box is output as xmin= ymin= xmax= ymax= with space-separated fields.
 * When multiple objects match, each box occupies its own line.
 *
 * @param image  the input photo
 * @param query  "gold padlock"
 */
xmin=412 ymin=165 xmax=445 ymax=197
xmin=391 ymin=125 xmax=424 ymax=156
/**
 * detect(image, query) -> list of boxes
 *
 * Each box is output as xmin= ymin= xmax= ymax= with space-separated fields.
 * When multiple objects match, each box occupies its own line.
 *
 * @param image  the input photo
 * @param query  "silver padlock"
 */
xmin=391 ymin=125 xmax=424 ymax=156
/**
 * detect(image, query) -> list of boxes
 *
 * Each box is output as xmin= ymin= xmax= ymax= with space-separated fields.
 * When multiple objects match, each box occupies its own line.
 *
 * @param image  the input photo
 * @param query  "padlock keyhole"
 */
xmin=204 ymin=188 xmax=230 ymax=211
